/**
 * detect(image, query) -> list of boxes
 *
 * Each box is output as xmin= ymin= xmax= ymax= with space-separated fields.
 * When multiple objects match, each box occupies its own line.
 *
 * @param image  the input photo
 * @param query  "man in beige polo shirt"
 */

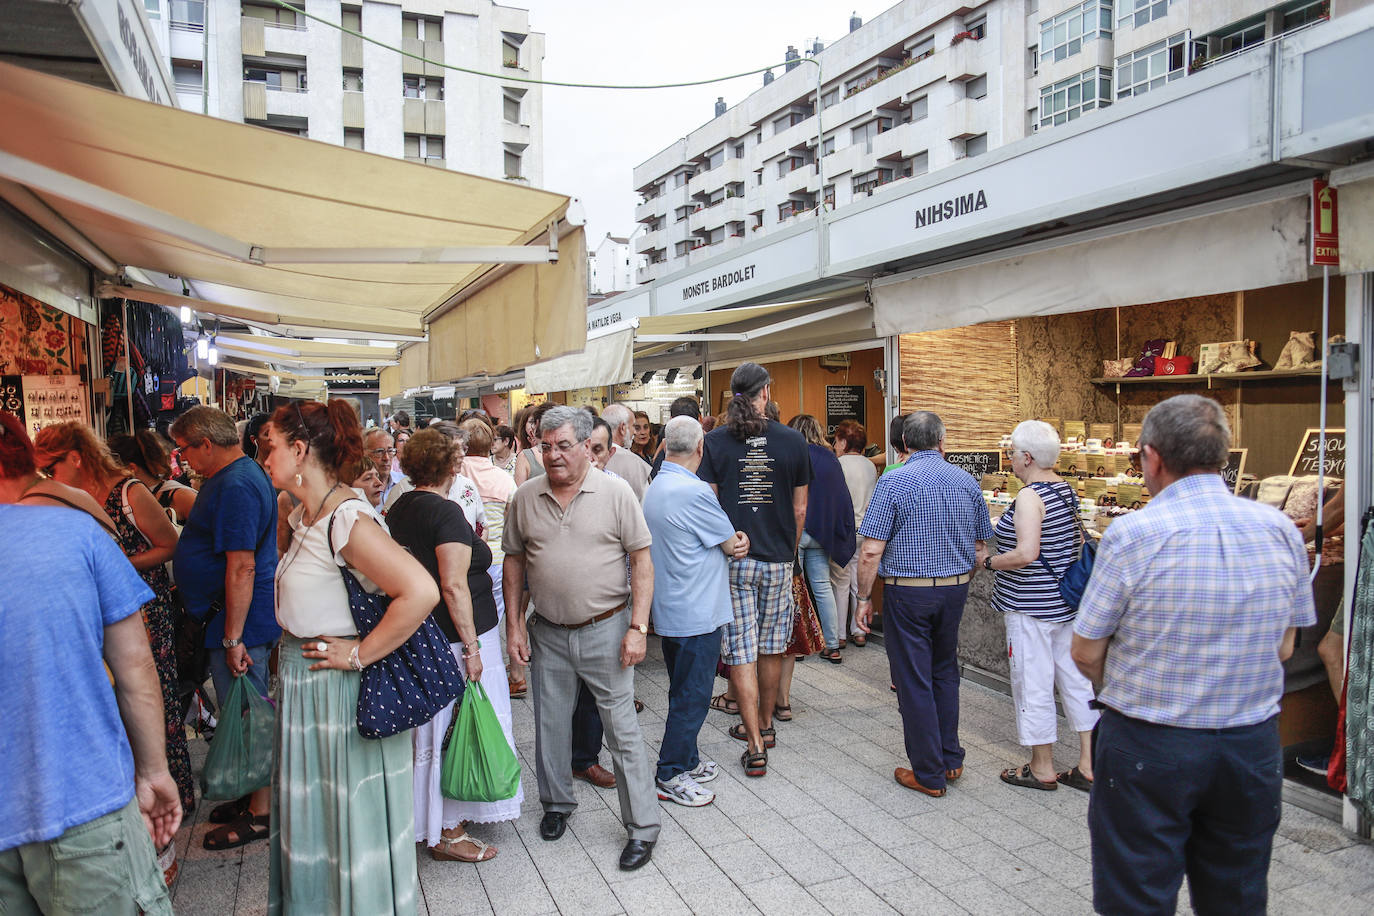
xmin=502 ymin=405 xmax=659 ymax=872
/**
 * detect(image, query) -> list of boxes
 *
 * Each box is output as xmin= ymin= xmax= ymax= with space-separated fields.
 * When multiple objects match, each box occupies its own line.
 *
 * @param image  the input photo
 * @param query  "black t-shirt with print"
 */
xmin=698 ymin=419 xmax=813 ymax=563
xmin=386 ymin=490 xmax=498 ymax=640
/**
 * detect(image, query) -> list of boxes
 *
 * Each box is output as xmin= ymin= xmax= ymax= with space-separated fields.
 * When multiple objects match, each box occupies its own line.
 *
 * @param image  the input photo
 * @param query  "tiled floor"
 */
xmin=169 ymin=637 xmax=1374 ymax=915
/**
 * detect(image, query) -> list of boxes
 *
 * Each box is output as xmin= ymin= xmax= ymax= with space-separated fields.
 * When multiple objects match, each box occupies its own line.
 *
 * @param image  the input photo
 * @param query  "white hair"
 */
xmin=602 ymin=403 xmax=633 ymax=436
xmin=1009 ymin=420 xmax=1061 ymax=469
xmin=663 ymin=415 xmax=703 ymax=456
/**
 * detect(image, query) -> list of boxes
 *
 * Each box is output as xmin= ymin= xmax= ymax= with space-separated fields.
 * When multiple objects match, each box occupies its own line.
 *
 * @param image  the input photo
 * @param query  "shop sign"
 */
xmin=945 ymin=450 xmax=1002 ymax=480
xmin=1221 ymin=448 xmax=1247 ymax=495
xmin=824 ymin=384 xmax=865 ymax=436
xmin=73 ymin=0 xmax=174 ymax=105
xmin=1310 ymin=180 xmax=1339 ymax=267
xmin=1289 ymin=428 xmax=1345 ymax=477
xmin=587 ymin=290 xmax=650 ymax=334
xmin=660 ymin=229 xmax=818 ymax=313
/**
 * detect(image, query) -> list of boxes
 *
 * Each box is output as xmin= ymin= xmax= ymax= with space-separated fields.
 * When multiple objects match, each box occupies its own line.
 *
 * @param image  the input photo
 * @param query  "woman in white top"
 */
xmin=261 ymin=399 xmax=438 ymax=916
xmin=831 ymin=420 xmax=878 ymax=646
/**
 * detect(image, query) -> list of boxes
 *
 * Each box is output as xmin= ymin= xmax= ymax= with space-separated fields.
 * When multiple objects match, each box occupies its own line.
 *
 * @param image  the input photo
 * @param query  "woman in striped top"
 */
xmin=985 ymin=420 xmax=1099 ymax=793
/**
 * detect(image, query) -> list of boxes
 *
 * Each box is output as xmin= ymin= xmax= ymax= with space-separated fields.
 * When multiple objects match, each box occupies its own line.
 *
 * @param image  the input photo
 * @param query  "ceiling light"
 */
xmin=665 ymin=368 xmax=679 ymax=383
xmin=180 ymin=305 xmax=192 ymax=323
xmin=196 ymin=337 xmax=209 ymax=359
xmin=207 ymin=346 xmax=219 ymax=366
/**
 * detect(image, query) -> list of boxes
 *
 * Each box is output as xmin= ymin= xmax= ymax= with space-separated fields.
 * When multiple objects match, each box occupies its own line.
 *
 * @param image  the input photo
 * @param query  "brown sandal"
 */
xmin=203 ymin=813 xmax=269 ymax=850
xmin=999 ymin=764 xmax=1058 ymax=791
xmin=508 ymin=676 xmax=527 ymax=698
xmin=710 ymin=693 xmax=740 ymax=715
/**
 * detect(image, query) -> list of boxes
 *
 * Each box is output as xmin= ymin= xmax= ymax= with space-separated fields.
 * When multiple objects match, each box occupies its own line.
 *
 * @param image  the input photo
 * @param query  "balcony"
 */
xmin=634 ymin=228 xmax=664 ymax=255
xmin=634 ymin=197 xmax=665 ymax=223
xmin=687 ymin=204 xmax=713 ymax=233
xmin=944 ymin=97 xmax=983 ymax=140
xmin=947 ymin=33 xmax=988 ymax=82
xmin=342 ymin=91 xmax=364 ymax=129
xmin=264 ymin=85 xmax=310 ymax=120
xmin=501 ymin=121 xmax=530 ymax=146
xmin=263 ymin=21 xmax=310 ymax=57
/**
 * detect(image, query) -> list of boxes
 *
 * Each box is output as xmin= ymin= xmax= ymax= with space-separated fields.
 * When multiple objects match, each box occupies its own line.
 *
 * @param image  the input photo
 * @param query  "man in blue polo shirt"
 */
xmin=856 ymin=410 xmax=993 ymax=798
xmin=643 ymin=416 xmax=748 ymax=806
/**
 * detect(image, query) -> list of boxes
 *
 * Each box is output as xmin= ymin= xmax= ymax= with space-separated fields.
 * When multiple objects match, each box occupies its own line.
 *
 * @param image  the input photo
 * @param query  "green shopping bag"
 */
xmin=200 ymin=676 xmax=275 ymax=800
xmin=440 ymin=682 xmax=521 ymax=802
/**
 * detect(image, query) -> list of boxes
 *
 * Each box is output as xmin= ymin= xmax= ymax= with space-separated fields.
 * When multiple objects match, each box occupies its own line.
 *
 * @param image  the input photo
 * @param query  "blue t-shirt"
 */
xmin=642 ymin=461 xmax=736 ymax=637
xmin=0 ymin=507 xmax=154 ymax=851
xmin=172 ymin=456 xmax=281 ymax=648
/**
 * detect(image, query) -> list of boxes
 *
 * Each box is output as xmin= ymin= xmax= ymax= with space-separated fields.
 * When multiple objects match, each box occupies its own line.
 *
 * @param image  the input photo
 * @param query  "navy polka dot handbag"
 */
xmin=329 ymin=502 xmax=466 ymax=739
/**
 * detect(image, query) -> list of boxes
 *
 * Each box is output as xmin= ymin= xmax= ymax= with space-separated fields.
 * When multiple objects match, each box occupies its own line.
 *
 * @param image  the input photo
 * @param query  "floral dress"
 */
xmin=105 ymin=480 xmax=195 ymax=812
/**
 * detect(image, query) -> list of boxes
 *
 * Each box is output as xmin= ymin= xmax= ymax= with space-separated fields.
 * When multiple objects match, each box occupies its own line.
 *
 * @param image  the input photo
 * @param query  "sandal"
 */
xmin=773 ymin=704 xmax=793 ymax=722
xmin=431 ymin=833 xmax=498 ymax=862
xmin=741 ymin=747 xmax=768 ymax=778
xmin=634 ymin=699 xmax=645 ymax=713
xmin=203 ymin=813 xmax=270 ymax=850
xmin=946 ymin=766 xmax=964 ymax=782
xmin=999 ymin=764 xmax=1058 ymax=792
xmin=508 ymin=676 xmax=527 ymax=699
xmin=728 ymin=723 xmax=775 ymax=748
xmin=818 ymin=648 xmax=842 ymax=664
xmin=208 ymin=796 xmax=250 ymax=824
xmin=710 ymin=693 xmax=740 ymax=715
xmin=1056 ymin=766 xmax=1094 ymax=793
xmin=851 ymin=634 xmax=867 ymax=647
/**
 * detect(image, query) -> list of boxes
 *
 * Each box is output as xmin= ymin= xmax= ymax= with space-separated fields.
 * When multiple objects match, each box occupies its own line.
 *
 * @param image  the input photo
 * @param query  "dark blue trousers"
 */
xmin=1090 ymin=709 xmax=1283 ymax=916
xmin=884 ymin=582 xmax=968 ymax=790
xmin=571 ymin=680 xmax=603 ymax=771
xmin=656 ymin=628 xmax=723 ymax=782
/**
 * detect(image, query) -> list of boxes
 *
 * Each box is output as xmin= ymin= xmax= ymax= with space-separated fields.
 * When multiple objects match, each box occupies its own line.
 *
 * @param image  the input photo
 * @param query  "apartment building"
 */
xmin=144 ymin=0 xmax=543 ymax=185
xmin=588 ymin=231 xmax=644 ymax=295
xmin=631 ymin=0 xmax=1354 ymax=285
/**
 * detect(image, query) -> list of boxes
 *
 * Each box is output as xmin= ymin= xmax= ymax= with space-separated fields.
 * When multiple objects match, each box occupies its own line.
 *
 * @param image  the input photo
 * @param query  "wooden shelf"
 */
xmin=1091 ymin=369 xmax=1330 ymax=388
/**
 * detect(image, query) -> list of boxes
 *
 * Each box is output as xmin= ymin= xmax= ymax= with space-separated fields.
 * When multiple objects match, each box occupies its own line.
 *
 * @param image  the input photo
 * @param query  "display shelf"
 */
xmin=1091 ymin=368 xmax=1330 ymax=388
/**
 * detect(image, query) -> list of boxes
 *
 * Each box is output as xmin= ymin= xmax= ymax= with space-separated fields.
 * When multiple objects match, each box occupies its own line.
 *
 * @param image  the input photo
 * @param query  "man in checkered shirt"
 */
xmin=1072 ymin=394 xmax=1315 ymax=915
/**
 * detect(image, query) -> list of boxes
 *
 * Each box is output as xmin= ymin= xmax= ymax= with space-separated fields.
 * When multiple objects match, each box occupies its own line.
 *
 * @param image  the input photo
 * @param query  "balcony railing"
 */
xmin=1190 ymin=16 xmax=1328 ymax=73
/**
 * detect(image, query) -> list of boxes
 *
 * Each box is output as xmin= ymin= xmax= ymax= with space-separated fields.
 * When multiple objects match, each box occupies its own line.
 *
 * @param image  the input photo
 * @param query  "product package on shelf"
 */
xmin=21 ymin=374 xmax=86 ymax=439
xmin=1198 ymin=340 xmax=1262 ymax=374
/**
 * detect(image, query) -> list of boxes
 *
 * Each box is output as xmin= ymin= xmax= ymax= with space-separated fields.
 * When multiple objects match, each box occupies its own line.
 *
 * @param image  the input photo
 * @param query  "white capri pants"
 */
xmin=1004 ymin=610 xmax=1099 ymax=747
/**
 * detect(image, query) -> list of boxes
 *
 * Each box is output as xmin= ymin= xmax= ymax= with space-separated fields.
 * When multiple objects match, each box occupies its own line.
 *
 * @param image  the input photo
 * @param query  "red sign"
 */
xmin=1311 ymin=179 xmax=1339 ymax=267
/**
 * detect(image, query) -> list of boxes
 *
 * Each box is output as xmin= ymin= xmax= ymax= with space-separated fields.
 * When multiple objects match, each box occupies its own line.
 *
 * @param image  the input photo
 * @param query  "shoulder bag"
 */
xmin=1035 ymin=484 xmax=1098 ymax=611
xmin=327 ymin=498 xmax=466 ymax=739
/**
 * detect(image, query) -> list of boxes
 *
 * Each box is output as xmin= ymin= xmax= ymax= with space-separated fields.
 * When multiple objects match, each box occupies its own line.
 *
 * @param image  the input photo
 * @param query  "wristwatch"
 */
xmin=983 ymin=556 xmax=994 ymax=570
xmin=222 ymin=637 xmax=243 ymax=648
xmin=634 ymin=623 xmax=649 ymax=635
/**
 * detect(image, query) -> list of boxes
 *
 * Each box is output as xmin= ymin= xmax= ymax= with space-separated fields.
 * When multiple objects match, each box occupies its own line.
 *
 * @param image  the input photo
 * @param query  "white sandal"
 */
xmin=431 ymin=833 xmax=498 ymax=862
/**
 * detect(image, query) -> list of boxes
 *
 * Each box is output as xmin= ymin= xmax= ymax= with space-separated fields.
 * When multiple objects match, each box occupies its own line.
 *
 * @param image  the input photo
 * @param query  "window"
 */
xmin=1116 ymin=33 xmax=1187 ymax=99
xmin=172 ymin=63 xmax=203 ymax=91
xmin=734 ymin=143 xmax=745 ymax=158
xmin=910 ymin=35 xmax=935 ymax=61
xmin=242 ymin=2 xmax=298 ymax=28
xmin=1040 ymin=67 xmax=1111 ymax=127
xmin=170 ymin=0 xmax=205 ymax=30
xmin=1029 ymin=45 xmax=1039 ymax=76
xmin=675 ymin=240 xmax=694 ymax=257
xmin=674 ymin=170 xmax=693 ymax=187
xmin=966 ymin=16 xmax=987 ymax=40
xmin=823 ymin=184 xmax=835 ymax=208
xmin=244 ymin=67 xmax=303 ymax=91
xmin=850 ymin=117 xmax=892 ymax=149
xmin=341 ymin=8 xmax=360 ymax=32
xmin=504 ymin=149 xmax=522 ymax=178
xmin=503 ymin=92 xmax=522 ymax=123
xmin=1216 ymin=21 xmax=1266 ymax=54
xmin=906 ymin=95 xmax=929 ymax=123
xmin=853 ymin=168 xmax=894 ymax=195
xmin=145 ymin=0 xmax=160 ymax=19
xmin=1040 ymin=1 xmax=1112 ymax=65
xmin=402 ymin=15 xmax=441 ymax=40
xmin=964 ymin=134 xmax=988 ymax=158
xmin=822 ymin=89 xmax=839 ymax=109
xmin=1117 ymin=0 xmax=1172 ymax=30
xmin=965 ymin=75 xmax=988 ymax=100
xmin=344 ymin=128 xmax=364 ymax=150
xmin=343 ymin=69 xmax=362 ymax=92
xmin=773 ymin=111 xmax=805 ymax=135
xmin=905 ymin=152 xmax=929 ymax=177
xmin=1283 ymin=0 xmax=1329 ymax=31
xmin=404 ymin=134 xmax=444 ymax=160
xmin=502 ymin=35 xmax=522 ymax=68
xmin=822 ymin=136 xmax=836 ymax=156
xmin=674 ymin=205 xmax=693 ymax=222
xmin=705 ymin=149 xmax=724 ymax=171
xmin=403 ymin=76 xmax=442 ymax=99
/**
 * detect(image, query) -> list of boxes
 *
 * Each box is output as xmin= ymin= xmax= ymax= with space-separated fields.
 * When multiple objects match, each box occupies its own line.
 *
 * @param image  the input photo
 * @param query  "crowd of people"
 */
xmin=0 ymin=369 xmax=1314 ymax=915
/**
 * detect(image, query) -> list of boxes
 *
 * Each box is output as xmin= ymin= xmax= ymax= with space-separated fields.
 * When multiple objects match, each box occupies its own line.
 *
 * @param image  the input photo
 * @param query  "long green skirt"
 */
xmin=269 ymin=634 xmax=417 ymax=915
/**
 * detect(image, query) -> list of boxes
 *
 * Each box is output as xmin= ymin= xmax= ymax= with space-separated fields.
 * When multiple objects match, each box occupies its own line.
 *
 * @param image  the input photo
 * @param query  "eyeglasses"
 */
xmin=39 ymin=457 xmax=61 ymax=477
xmin=369 ymin=447 xmax=397 ymax=457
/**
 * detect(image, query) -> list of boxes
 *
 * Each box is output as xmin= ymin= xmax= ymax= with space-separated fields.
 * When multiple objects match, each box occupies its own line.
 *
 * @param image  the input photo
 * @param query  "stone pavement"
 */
xmin=168 ymin=636 xmax=1374 ymax=915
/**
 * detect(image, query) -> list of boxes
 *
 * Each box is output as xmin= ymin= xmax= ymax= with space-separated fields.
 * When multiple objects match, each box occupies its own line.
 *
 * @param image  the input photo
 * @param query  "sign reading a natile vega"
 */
xmin=1311 ymin=179 xmax=1339 ymax=267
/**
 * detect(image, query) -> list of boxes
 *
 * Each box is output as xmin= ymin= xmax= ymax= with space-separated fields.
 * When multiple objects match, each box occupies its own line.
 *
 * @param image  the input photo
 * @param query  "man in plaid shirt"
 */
xmin=1073 ymin=394 xmax=1315 ymax=915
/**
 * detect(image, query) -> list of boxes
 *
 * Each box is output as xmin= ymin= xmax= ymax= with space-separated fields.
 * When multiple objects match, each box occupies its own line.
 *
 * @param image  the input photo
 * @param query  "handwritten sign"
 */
xmin=824 ymin=385 xmax=865 ymax=437
xmin=945 ymin=450 xmax=1001 ymax=480
xmin=1221 ymin=448 xmax=1248 ymax=495
xmin=1289 ymin=428 xmax=1346 ymax=478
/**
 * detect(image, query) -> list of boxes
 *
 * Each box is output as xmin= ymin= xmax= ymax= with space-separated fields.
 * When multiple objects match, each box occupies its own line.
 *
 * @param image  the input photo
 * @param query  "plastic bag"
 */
xmin=200 ymin=676 xmax=274 ymax=800
xmin=440 ymin=682 xmax=520 ymax=802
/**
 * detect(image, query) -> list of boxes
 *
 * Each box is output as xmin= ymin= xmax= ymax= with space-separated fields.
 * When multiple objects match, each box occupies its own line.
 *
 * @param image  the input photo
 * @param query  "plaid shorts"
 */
xmin=722 ymin=558 xmax=795 ymax=665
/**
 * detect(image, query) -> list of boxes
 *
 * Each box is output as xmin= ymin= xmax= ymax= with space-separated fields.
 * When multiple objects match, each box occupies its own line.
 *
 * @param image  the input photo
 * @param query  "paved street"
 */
xmin=169 ymin=637 xmax=1374 ymax=915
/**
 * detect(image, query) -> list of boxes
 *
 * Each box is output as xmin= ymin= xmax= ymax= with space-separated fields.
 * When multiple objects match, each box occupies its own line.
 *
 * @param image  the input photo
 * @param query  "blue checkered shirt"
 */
xmin=1075 ymin=473 xmax=1316 ymax=729
xmin=858 ymin=450 xmax=994 ymax=578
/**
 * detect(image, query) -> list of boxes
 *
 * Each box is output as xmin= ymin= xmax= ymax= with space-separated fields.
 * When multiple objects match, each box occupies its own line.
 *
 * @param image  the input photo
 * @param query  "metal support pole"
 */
xmin=120 ymin=298 xmax=134 ymax=432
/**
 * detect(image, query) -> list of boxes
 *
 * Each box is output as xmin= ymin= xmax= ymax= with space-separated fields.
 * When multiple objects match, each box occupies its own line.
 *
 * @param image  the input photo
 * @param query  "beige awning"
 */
xmin=216 ymin=332 xmax=399 ymax=369
xmin=378 ymin=366 xmax=402 ymax=402
xmin=0 ymin=60 xmax=586 ymax=376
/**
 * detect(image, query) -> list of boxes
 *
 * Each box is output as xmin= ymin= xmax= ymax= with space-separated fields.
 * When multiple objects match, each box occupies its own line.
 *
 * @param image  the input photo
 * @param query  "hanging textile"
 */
xmin=1346 ymin=522 xmax=1374 ymax=819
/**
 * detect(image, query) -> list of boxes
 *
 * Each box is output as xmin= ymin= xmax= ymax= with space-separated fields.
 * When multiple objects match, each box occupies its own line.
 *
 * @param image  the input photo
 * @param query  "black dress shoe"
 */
xmin=539 ymin=811 xmax=568 ymax=841
xmin=619 ymin=838 xmax=655 ymax=871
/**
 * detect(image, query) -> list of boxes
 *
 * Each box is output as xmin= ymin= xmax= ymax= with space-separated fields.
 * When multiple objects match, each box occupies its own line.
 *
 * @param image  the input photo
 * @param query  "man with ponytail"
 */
xmin=698 ymin=363 xmax=811 ymax=777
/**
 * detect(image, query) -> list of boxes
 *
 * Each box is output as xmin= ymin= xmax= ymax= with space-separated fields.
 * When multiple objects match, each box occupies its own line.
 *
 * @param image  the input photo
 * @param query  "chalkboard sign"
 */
xmin=1221 ymin=448 xmax=1247 ymax=495
xmin=825 ymin=385 xmax=865 ymax=436
xmin=1289 ymin=428 xmax=1346 ymax=478
xmin=945 ymin=450 xmax=1002 ymax=480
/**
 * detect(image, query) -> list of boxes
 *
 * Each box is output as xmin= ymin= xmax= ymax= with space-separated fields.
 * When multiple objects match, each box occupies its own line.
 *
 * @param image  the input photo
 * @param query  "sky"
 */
xmin=517 ymin=1 xmax=898 ymax=242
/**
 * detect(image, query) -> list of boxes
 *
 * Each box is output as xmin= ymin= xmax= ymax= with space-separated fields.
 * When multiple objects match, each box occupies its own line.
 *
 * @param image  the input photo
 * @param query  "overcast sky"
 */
xmin=519 ymin=1 xmax=897 ymax=242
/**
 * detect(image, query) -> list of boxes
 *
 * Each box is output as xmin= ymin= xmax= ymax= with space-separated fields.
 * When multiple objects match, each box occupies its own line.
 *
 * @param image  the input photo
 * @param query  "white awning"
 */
xmin=524 ymin=328 xmax=636 ymax=393
xmin=871 ymin=191 xmax=1309 ymax=335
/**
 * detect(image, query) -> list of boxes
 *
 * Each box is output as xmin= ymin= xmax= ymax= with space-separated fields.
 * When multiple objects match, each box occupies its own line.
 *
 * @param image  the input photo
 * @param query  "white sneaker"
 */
xmin=687 ymin=760 xmax=720 ymax=784
xmin=656 ymin=773 xmax=716 ymax=807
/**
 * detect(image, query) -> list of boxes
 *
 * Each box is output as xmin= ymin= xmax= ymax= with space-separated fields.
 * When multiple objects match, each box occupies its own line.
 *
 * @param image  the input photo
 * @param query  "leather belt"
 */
xmin=883 ymin=573 xmax=972 ymax=587
xmin=535 ymin=604 xmax=625 ymax=630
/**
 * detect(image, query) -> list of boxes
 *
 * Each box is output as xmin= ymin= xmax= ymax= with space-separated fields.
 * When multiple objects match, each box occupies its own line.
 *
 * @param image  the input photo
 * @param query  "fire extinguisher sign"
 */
xmin=1311 ymin=179 xmax=1339 ymax=267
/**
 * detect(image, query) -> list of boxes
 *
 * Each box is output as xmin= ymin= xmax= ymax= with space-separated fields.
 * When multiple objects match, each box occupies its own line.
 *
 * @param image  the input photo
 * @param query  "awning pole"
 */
xmin=120 ymin=298 xmax=134 ymax=431
xmin=1312 ymin=263 xmax=1331 ymax=582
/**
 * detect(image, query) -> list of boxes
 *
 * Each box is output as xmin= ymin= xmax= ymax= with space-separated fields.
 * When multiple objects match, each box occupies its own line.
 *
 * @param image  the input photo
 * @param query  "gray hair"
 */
xmin=601 ymin=403 xmax=633 ymax=437
xmin=663 ymin=415 xmax=704 ymax=456
xmin=363 ymin=427 xmax=393 ymax=447
xmin=1138 ymin=394 xmax=1230 ymax=474
xmin=432 ymin=420 xmax=470 ymax=448
xmin=1009 ymin=420 xmax=1061 ymax=469
xmin=902 ymin=411 xmax=945 ymax=452
xmin=170 ymin=405 xmax=240 ymax=448
xmin=540 ymin=405 xmax=593 ymax=442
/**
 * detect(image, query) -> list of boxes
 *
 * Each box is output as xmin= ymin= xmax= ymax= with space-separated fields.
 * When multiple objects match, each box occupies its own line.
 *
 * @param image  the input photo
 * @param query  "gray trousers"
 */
xmin=529 ymin=610 xmax=661 ymax=842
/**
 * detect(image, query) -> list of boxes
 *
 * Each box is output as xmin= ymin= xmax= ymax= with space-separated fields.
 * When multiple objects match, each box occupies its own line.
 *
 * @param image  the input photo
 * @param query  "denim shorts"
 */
xmin=0 ymin=796 xmax=171 ymax=915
